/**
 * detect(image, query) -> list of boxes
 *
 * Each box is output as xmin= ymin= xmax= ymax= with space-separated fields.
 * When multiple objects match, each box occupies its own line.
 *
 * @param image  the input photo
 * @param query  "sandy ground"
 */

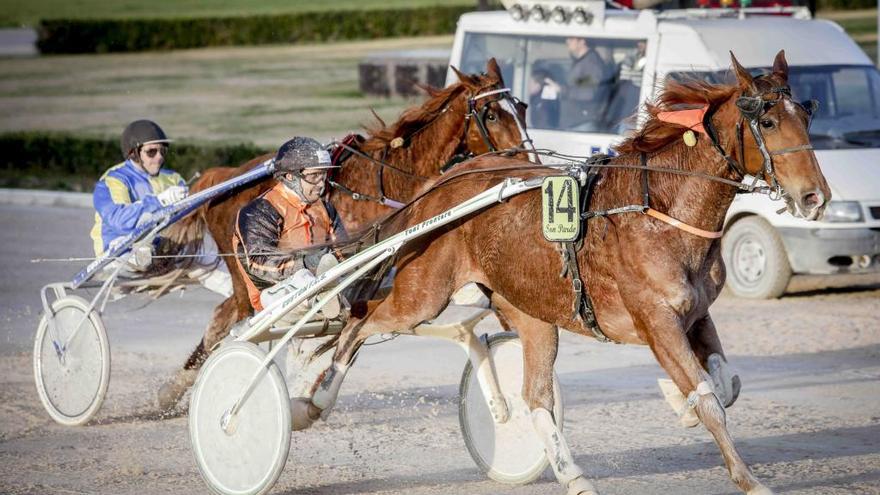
xmin=1 ymin=203 xmax=879 ymax=495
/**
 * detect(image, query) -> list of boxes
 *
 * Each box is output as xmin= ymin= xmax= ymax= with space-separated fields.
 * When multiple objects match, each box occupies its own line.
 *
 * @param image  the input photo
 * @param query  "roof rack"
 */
xmin=500 ymin=0 xmax=607 ymax=26
xmin=499 ymin=0 xmax=811 ymax=26
xmin=655 ymin=6 xmax=811 ymax=20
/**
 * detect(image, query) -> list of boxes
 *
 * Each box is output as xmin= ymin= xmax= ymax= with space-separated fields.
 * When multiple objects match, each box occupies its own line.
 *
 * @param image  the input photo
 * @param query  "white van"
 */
xmin=447 ymin=1 xmax=880 ymax=298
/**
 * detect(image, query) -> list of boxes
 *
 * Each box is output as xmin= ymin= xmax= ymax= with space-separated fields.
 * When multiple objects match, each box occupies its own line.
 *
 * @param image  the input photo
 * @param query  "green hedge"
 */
xmin=37 ymin=5 xmax=478 ymax=54
xmin=0 ymin=132 xmax=269 ymax=191
xmin=818 ymin=0 xmax=876 ymax=9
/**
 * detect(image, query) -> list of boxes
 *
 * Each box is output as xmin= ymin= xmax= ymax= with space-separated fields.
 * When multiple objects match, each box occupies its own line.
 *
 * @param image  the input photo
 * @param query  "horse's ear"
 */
xmin=771 ymin=50 xmax=789 ymax=83
xmin=450 ymin=65 xmax=474 ymax=85
xmin=486 ymin=58 xmax=504 ymax=85
xmin=729 ymin=51 xmax=756 ymax=93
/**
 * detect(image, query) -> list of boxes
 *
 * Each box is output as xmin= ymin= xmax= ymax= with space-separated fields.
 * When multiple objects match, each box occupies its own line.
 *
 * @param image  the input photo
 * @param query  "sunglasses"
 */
xmin=141 ymin=146 xmax=168 ymax=158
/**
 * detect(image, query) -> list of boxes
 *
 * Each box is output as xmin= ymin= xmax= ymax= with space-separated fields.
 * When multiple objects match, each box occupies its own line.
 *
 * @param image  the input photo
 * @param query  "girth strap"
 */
xmin=561 ymin=241 xmax=609 ymax=343
xmin=559 ymin=165 xmax=611 ymax=343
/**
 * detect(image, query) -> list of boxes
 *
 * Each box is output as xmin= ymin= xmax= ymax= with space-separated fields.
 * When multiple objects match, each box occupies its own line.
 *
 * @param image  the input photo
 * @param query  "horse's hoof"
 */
xmin=290 ymin=398 xmax=317 ymax=431
xmin=566 ymin=476 xmax=598 ymax=495
xmin=728 ymin=374 xmax=742 ymax=407
xmin=746 ymin=484 xmax=774 ymax=495
xmin=707 ymin=353 xmax=740 ymax=407
xmin=157 ymin=368 xmax=198 ymax=411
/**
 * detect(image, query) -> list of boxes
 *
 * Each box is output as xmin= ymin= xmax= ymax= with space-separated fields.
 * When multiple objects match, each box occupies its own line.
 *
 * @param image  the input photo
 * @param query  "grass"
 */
xmin=0 ymin=0 xmax=483 ymax=27
xmin=0 ymin=37 xmax=453 ymax=148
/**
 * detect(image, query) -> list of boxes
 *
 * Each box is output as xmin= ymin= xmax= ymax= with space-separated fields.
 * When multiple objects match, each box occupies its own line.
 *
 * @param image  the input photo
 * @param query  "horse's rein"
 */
xmin=326 ymin=83 xmax=522 ymax=208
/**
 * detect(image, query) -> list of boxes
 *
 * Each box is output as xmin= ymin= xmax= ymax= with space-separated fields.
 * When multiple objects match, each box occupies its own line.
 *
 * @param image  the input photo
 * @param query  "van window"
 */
xmin=666 ymin=65 xmax=880 ymax=149
xmin=461 ymin=33 xmax=647 ymax=135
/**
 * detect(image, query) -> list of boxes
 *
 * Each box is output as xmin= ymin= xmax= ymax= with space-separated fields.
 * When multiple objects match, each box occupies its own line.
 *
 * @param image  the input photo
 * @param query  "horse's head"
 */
xmin=449 ymin=58 xmax=530 ymax=156
xmin=730 ymin=50 xmax=831 ymax=220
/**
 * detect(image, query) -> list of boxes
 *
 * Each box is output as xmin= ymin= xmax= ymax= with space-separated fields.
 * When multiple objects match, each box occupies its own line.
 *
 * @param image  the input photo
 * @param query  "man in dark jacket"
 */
xmin=546 ymin=37 xmax=615 ymax=130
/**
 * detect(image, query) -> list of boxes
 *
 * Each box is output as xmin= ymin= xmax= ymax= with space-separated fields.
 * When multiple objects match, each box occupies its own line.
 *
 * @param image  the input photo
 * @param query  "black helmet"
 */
xmin=120 ymin=120 xmax=173 ymax=159
xmin=273 ymin=137 xmax=337 ymax=176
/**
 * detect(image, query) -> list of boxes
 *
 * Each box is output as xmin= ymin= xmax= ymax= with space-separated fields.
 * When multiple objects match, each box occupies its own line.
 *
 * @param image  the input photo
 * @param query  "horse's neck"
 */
xmin=607 ymin=102 xmax=743 ymax=242
xmin=383 ymin=98 xmax=468 ymax=197
xmin=332 ymin=99 xmax=468 ymax=230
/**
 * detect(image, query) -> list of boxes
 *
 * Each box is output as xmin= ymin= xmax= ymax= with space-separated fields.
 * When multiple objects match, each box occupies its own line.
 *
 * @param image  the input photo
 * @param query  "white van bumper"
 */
xmin=778 ymin=227 xmax=880 ymax=275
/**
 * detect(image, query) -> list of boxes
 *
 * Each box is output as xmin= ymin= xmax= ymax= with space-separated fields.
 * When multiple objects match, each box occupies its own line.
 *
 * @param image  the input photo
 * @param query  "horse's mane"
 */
xmin=615 ymin=78 xmax=739 ymax=155
xmin=616 ymin=71 xmax=792 ymax=156
xmin=359 ymin=73 xmax=495 ymax=153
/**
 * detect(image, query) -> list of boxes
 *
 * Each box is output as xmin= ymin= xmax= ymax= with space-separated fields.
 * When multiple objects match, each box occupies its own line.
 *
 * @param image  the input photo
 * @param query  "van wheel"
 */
xmin=722 ymin=217 xmax=792 ymax=299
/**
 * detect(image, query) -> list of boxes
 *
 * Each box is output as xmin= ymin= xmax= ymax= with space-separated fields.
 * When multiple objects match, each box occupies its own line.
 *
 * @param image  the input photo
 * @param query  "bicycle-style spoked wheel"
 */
xmin=190 ymin=341 xmax=291 ymax=495
xmin=33 ymin=295 xmax=110 ymax=426
xmin=459 ymin=332 xmax=564 ymax=484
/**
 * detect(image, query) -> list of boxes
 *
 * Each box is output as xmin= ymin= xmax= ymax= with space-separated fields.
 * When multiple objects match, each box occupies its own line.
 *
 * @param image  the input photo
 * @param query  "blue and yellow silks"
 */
xmin=89 ymin=160 xmax=184 ymax=256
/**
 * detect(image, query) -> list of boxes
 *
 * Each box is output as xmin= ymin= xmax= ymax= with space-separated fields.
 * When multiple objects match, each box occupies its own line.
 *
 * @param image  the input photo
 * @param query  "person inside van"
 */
xmin=544 ymin=37 xmax=615 ymax=131
xmin=528 ymin=67 xmax=561 ymax=129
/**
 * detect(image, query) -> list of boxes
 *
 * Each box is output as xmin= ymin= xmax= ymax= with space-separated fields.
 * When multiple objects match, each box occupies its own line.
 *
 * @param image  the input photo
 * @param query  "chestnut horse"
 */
xmin=298 ymin=51 xmax=829 ymax=494
xmin=157 ymin=59 xmax=528 ymax=409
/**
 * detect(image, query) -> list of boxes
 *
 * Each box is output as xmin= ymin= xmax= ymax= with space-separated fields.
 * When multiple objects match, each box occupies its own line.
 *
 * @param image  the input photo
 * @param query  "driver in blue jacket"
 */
xmin=90 ymin=119 xmax=187 ymax=256
xmin=89 ymin=120 xmax=231 ymax=296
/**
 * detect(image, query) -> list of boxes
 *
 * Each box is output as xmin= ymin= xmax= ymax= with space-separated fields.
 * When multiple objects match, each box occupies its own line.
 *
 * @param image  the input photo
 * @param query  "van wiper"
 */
xmin=841 ymin=130 xmax=880 ymax=147
xmin=808 ymin=133 xmax=866 ymax=149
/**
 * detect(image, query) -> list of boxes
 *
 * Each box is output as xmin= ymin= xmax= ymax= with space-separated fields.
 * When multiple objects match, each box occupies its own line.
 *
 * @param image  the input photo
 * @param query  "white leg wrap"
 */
xmin=311 ymin=361 xmax=350 ymax=419
xmin=747 ymin=485 xmax=775 ymax=495
xmin=286 ymin=337 xmax=334 ymax=398
xmin=686 ymin=380 xmax=726 ymax=425
xmin=686 ymin=380 xmax=717 ymax=409
xmin=658 ymin=378 xmax=700 ymax=428
xmin=450 ymin=283 xmax=490 ymax=308
xmin=290 ymin=397 xmax=316 ymax=431
xmin=530 ymin=408 xmax=586 ymax=487
xmin=198 ymin=269 xmax=233 ymax=297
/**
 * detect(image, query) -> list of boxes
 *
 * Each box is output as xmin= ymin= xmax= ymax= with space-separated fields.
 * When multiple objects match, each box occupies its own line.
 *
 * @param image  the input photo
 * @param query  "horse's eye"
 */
xmin=486 ymin=111 xmax=497 ymax=122
xmin=760 ymin=119 xmax=775 ymax=129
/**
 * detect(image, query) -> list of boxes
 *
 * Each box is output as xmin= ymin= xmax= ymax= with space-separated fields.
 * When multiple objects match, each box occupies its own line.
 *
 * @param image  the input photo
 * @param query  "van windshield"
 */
xmin=669 ymin=65 xmax=880 ymax=150
xmin=460 ymin=32 xmax=647 ymax=135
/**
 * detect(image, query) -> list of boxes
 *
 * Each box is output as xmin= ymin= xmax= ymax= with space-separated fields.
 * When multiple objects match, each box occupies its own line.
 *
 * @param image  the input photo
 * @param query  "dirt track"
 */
xmin=1 ymin=203 xmax=879 ymax=495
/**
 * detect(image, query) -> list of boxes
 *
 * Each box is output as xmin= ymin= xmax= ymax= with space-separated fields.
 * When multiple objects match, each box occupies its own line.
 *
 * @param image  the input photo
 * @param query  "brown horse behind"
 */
xmin=157 ymin=59 xmax=527 ymax=408
xmin=300 ymin=51 xmax=830 ymax=494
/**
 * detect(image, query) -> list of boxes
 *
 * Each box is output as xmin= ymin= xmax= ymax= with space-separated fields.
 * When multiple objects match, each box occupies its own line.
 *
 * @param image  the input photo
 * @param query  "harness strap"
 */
xmin=638 ymin=152 xmax=723 ymax=239
xmin=561 ymin=240 xmax=609 ymax=342
xmin=645 ymin=208 xmax=723 ymax=239
xmin=560 ymin=166 xmax=611 ymax=343
xmin=704 ymin=107 xmax=748 ymax=178
xmin=328 ymin=180 xmax=404 ymax=209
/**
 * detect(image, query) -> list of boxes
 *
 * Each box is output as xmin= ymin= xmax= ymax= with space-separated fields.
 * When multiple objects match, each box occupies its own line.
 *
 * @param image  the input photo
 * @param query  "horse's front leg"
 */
xmin=689 ymin=315 xmax=741 ymax=408
xmin=632 ymin=305 xmax=771 ymax=495
xmin=658 ymin=314 xmax=741 ymax=426
xmin=493 ymin=295 xmax=598 ymax=495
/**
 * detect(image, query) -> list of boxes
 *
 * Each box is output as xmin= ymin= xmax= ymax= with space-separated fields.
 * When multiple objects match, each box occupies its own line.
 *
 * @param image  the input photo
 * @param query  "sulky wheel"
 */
xmin=189 ymin=341 xmax=291 ymax=495
xmin=458 ymin=332 xmax=564 ymax=484
xmin=33 ymin=295 xmax=110 ymax=426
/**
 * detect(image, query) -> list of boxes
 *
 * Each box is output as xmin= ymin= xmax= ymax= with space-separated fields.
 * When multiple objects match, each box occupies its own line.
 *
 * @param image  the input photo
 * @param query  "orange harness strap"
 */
xmin=645 ymin=208 xmax=723 ymax=239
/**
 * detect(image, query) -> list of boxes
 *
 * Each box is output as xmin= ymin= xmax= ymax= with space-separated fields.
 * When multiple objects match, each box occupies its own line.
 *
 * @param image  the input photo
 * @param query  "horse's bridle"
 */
xmin=705 ymin=84 xmax=818 ymax=199
xmin=330 ymin=82 xmax=534 ymax=208
xmin=465 ymin=87 xmax=533 ymax=155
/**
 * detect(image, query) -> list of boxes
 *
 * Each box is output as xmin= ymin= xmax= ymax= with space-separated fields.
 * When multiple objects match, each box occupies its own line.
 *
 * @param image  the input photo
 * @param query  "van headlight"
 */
xmin=823 ymin=201 xmax=863 ymax=223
